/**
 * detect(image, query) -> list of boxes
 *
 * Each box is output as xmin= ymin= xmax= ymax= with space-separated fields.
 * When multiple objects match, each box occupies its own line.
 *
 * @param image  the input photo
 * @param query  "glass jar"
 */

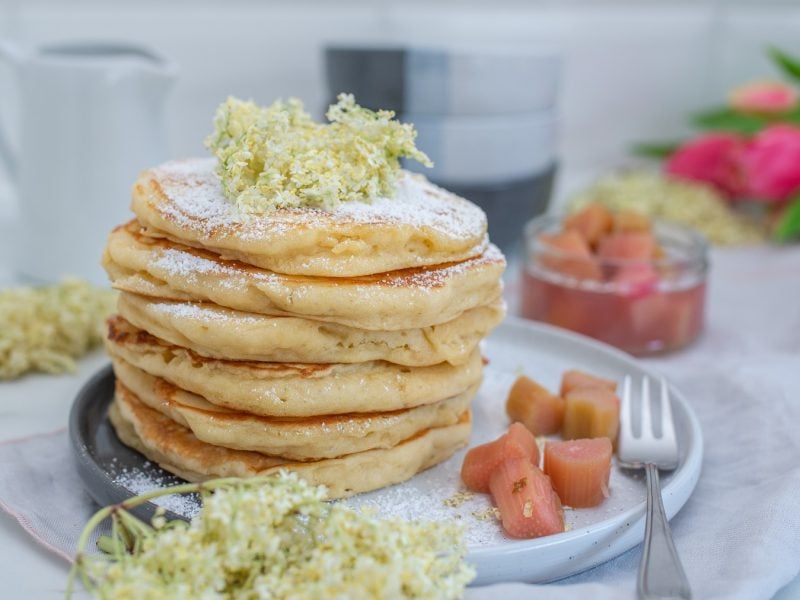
xmin=520 ymin=214 xmax=708 ymax=356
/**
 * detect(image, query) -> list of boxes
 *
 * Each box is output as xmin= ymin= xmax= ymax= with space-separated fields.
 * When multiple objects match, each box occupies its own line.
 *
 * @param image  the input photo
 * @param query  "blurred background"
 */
xmin=1 ymin=0 xmax=799 ymax=286
xmin=2 ymin=0 xmax=799 ymax=208
xmin=4 ymin=6 xmax=800 ymax=597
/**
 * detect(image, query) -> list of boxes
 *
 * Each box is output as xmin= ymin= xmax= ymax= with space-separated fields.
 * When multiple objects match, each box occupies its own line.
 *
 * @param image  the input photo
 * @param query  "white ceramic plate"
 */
xmin=345 ymin=316 xmax=703 ymax=585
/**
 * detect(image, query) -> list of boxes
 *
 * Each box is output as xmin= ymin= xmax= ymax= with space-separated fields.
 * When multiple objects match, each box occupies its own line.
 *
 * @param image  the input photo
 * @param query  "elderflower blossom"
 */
xmin=82 ymin=472 xmax=474 ymax=599
xmin=206 ymin=93 xmax=432 ymax=212
xmin=569 ymin=171 xmax=766 ymax=245
xmin=0 ymin=278 xmax=116 ymax=379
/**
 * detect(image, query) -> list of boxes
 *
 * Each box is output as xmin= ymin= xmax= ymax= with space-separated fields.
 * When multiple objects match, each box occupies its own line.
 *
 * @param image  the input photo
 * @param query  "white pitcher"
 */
xmin=0 ymin=41 xmax=176 ymax=284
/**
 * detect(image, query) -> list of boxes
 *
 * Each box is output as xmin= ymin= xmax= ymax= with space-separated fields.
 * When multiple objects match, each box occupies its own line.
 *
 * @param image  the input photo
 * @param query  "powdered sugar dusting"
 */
xmin=332 ymin=173 xmax=487 ymax=239
xmin=150 ymin=159 xmax=235 ymax=231
xmin=154 ymin=248 xmax=226 ymax=277
xmin=145 ymin=159 xmax=486 ymax=242
xmin=150 ymin=247 xmax=279 ymax=292
xmin=110 ymin=460 xmax=201 ymax=519
xmin=147 ymin=300 xmax=262 ymax=325
xmin=342 ymin=446 xmax=507 ymax=547
xmin=145 ymin=235 xmax=503 ymax=293
xmin=384 ymin=243 xmax=504 ymax=289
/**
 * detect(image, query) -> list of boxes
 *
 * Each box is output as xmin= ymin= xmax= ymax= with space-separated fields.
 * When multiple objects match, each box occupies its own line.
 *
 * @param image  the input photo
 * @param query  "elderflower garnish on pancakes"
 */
xmin=206 ymin=93 xmax=432 ymax=212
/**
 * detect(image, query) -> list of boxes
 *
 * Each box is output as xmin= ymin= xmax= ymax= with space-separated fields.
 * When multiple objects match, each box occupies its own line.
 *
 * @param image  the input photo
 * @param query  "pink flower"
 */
xmin=730 ymin=81 xmax=798 ymax=115
xmin=665 ymin=133 xmax=745 ymax=197
xmin=742 ymin=125 xmax=800 ymax=202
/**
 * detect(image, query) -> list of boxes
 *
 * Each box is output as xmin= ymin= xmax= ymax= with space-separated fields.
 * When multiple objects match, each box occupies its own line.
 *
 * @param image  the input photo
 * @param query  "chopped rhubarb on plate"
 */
xmin=544 ymin=438 xmax=612 ymax=508
xmin=561 ymin=387 xmax=620 ymax=444
xmin=461 ymin=422 xmax=539 ymax=493
xmin=506 ymin=375 xmax=565 ymax=436
xmin=559 ymin=369 xmax=617 ymax=397
xmin=489 ymin=457 xmax=564 ymax=539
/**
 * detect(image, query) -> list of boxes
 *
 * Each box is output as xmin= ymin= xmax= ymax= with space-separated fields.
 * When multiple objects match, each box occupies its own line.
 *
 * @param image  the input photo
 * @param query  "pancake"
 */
xmin=104 ymin=316 xmax=483 ymax=417
xmin=112 ymin=358 xmax=477 ymax=460
xmin=131 ymin=159 xmax=488 ymax=277
xmin=103 ymin=221 xmax=505 ymax=331
xmin=110 ymin=383 xmax=471 ymax=499
xmin=116 ymin=292 xmax=504 ymax=367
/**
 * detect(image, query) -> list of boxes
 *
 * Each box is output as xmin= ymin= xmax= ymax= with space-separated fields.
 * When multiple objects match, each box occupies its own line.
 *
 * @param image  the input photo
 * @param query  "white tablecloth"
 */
xmin=1 ymin=243 xmax=799 ymax=599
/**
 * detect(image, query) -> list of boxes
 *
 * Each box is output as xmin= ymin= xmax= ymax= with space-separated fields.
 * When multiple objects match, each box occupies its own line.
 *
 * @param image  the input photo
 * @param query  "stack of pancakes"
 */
xmin=102 ymin=158 xmax=505 ymax=499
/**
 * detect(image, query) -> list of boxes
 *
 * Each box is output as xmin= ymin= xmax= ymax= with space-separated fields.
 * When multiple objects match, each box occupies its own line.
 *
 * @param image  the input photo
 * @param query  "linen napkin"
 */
xmin=1 ymin=246 xmax=799 ymax=599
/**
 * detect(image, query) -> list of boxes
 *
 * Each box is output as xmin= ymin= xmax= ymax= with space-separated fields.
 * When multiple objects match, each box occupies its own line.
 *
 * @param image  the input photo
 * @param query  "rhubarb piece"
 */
xmin=612 ymin=210 xmax=651 ymax=233
xmin=561 ymin=387 xmax=620 ymax=443
xmin=559 ymin=369 xmax=617 ymax=397
xmin=540 ymin=285 xmax=597 ymax=334
xmin=564 ymin=202 xmax=613 ymax=246
xmin=461 ymin=423 xmax=539 ymax=493
xmin=613 ymin=262 xmax=659 ymax=298
xmin=627 ymin=290 xmax=704 ymax=352
xmin=597 ymin=231 xmax=657 ymax=262
xmin=489 ymin=458 xmax=564 ymax=539
xmin=537 ymin=230 xmax=603 ymax=281
xmin=612 ymin=213 xmax=664 ymax=259
xmin=544 ymin=438 xmax=612 ymax=508
xmin=506 ymin=375 xmax=565 ymax=436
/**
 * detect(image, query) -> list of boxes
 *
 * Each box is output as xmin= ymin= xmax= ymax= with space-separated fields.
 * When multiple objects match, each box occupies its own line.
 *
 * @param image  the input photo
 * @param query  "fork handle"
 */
xmin=638 ymin=463 xmax=692 ymax=599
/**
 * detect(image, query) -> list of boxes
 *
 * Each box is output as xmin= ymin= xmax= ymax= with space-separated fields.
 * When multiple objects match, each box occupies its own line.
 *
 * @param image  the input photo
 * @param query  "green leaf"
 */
xmin=772 ymin=194 xmax=800 ymax=243
xmin=691 ymin=107 xmax=768 ymax=135
xmin=631 ymin=141 xmax=682 ymax=159
xmin=780 ymin=106 xmax=800 ymax=126
xmin=768 ymin=46 xmax=800 ymax=84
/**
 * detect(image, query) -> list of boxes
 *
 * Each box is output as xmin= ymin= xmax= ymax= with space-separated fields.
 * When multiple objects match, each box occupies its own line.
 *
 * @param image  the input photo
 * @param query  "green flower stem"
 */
xmin=96 ymin=535 xmax=116 ymax=556
xmin=110 ymin=514 xmax=122 ymax=556
xmin=66 ymin=477 xmax=252 ymax=598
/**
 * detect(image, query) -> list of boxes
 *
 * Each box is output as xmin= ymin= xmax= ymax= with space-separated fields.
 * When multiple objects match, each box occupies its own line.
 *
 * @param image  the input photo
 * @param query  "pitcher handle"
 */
xmin=0 ymin=39 xmax=25 ymax=178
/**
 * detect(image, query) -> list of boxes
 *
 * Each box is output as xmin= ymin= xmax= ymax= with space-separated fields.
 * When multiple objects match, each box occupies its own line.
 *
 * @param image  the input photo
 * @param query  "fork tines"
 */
xmin=619 ymin=375 xmax=679 ymax=469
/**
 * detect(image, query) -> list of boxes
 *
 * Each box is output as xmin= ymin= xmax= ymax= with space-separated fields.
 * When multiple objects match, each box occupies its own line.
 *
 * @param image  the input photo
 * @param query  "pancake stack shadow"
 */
xmin=101 ymin=158 xmax=506 ymax=499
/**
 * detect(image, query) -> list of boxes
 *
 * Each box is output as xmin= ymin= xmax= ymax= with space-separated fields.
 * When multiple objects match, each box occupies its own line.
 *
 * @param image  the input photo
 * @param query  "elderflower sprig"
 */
xmin=68 ymin=472 xmax=474 ymax=599
xmin=206 ymin=93 xmax=432 ymax=212
xmin=569 ymin=171 xmax=767 ymax=245
xmin=0 ymin=279 xmax=117 ymax=380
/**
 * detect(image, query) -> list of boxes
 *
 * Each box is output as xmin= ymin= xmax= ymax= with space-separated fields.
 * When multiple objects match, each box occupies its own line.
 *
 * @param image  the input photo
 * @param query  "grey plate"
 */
xmin=68 ymin=364 xmax=190 ymax=523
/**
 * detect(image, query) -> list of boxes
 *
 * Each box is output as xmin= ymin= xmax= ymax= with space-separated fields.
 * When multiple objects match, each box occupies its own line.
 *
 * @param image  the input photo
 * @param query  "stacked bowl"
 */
xmin=326 ymin=45 xmax=561 ymax=253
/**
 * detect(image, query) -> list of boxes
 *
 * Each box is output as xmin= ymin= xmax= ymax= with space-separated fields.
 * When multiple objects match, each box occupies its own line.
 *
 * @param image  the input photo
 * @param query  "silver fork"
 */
xmin=618 ymin=376 xmax=692 ymax=600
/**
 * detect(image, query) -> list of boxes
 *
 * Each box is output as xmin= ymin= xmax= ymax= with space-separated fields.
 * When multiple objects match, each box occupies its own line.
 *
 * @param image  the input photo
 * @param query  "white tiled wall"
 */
xmin=1 ymin=0 xmax=799 ymax=202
